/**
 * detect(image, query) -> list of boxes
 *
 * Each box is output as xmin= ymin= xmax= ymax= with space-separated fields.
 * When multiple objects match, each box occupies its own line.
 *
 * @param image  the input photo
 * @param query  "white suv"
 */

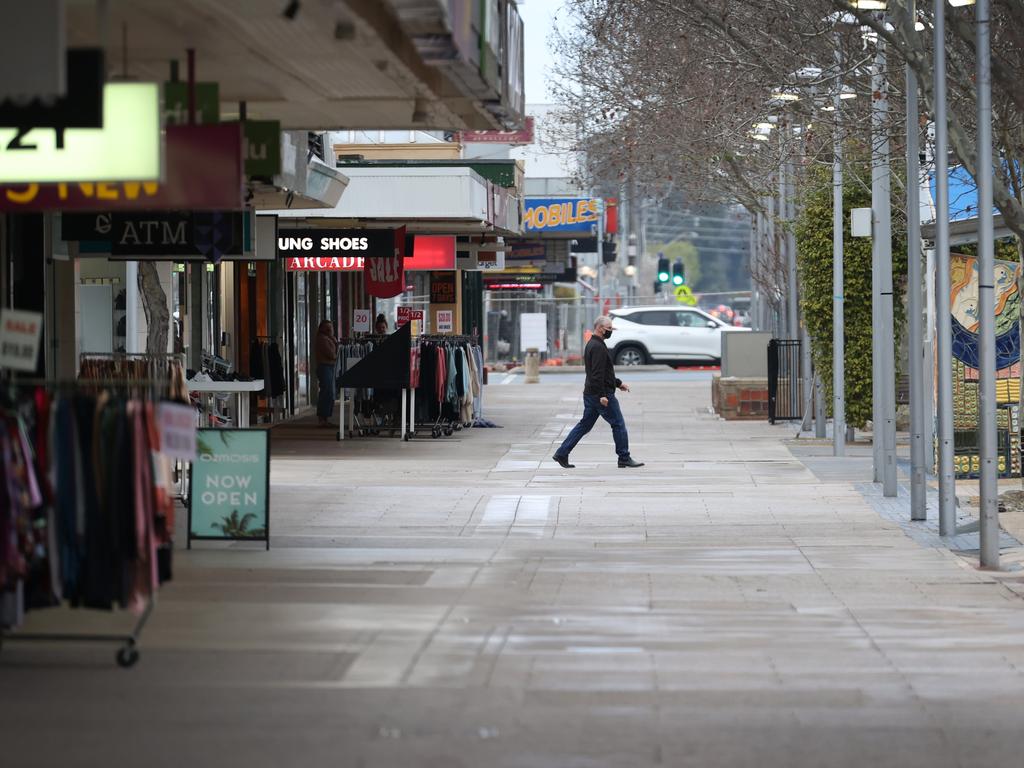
xmin=608 ymin=306 xmax=750 ymax=365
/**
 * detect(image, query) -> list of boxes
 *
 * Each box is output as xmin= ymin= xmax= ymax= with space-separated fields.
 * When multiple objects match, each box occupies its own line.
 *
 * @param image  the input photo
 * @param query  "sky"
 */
xmin=517 ymin=1 xmax=569 ymax=105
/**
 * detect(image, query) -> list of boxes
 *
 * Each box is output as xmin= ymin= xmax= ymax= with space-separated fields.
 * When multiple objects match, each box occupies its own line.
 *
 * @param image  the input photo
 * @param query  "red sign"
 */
xmin=605 ymin=198 xmax=618 ymax=234
xmin=286 ymin=235 xmax=456 ymax=272
xmin=365 ymin=226 xmax=405 ymax=299
xmin=459 ymin=117 xmax=534 ymax=145
xmin=396 ymin=307 xmax=424 ymax=326
xmin=409 ymin=235 xmax=456 ymax=270
xmin=286 ymin=256 xmax=365 ymax=271
xmin=0 ymin=124 xmax=243 ymax=212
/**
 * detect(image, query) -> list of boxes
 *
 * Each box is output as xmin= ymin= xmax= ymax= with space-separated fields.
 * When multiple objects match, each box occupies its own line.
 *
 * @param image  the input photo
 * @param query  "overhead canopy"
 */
xmin=65 ymin=0 xmax=519 ymax=130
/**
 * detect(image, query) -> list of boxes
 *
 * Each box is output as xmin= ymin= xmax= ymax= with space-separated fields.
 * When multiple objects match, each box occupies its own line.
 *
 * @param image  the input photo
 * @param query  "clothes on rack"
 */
xmin=79 ymin=354 xmax=189 ymax=403
xmin=415 ymin=337 xmax=481 ymax=427
xmin=249 ymin=339 xmax=287 ymax=398
xmin=1 ymin=388 xmax=174 ymax=630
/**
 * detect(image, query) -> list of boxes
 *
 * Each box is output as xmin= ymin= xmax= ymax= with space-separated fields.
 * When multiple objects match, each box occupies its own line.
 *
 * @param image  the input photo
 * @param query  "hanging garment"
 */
xmin=268 ymin=342 xmax=287 ymax=398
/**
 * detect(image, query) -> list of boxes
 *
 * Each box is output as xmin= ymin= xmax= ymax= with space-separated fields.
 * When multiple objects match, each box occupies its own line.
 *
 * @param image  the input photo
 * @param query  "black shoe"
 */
xmin=618 ymin=458 xmax=644 ymax=468
xmin=552 ymin=454 xmax=575 ymax=469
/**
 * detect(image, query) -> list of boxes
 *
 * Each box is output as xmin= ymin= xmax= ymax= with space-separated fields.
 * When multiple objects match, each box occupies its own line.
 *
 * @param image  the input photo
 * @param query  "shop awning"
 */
xmin=270 ymin=166 xmax=522 ymax=235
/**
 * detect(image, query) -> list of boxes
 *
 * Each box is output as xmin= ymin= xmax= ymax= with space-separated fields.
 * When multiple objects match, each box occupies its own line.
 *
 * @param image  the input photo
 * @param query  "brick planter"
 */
xmin=712 ymin=376 xmax=769 ymax=420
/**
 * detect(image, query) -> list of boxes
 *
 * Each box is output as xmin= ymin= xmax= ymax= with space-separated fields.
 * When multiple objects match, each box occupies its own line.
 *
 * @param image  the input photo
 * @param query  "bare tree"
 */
xmin=551 ymin=0 xmax=1024 ymax=238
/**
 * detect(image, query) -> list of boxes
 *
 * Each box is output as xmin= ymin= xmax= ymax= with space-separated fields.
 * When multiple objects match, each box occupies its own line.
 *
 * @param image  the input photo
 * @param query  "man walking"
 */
xmin=553 ymin=316 xmax=644 ymax=468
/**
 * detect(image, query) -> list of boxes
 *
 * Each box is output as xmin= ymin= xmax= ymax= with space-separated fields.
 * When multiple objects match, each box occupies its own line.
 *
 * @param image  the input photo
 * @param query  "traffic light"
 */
xmin=672 ymin=260 xmax=686 ymax=286
xmin=657 ymin=253 xmax=670 ymax=283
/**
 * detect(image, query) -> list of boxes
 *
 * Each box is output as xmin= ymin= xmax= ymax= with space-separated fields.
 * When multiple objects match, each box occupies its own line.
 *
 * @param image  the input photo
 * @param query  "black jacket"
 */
xmin=583 ymin=335 xmax=622 ymax=397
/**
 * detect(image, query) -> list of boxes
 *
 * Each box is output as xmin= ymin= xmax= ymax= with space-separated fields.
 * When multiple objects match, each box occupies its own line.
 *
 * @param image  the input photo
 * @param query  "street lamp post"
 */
xmin=871 ymin=31 xmax=899 ymax=497
xmin=904 ymin=2 xmax=927 ymax=520
xmin=976 ymin=0 xmax=999 ymax=567
xmin=832 ymin=46 xmax=846 ymax=457
xmin=933 ymin=0 xmax=956 ymax=536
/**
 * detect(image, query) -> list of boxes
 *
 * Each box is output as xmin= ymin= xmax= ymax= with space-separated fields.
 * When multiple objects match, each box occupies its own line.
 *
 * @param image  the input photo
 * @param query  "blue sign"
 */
xmin=523 ymin=197 xmax=600 ymax=233
xmin=929 ymin=164 xmax=1005 ymax=222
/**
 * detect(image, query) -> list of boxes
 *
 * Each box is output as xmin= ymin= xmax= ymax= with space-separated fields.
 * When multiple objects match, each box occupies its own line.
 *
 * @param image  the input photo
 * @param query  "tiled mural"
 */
xmin=949 ymin=254 xmax=1022 ymax=478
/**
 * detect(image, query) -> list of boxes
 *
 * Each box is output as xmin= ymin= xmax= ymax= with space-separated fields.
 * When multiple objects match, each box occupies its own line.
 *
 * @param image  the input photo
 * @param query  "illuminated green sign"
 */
xmin=0 ymin=83 xmax=161 ymax=183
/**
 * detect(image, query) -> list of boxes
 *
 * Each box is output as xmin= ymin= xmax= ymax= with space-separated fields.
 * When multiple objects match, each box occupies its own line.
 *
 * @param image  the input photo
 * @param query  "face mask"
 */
xmin=603 ymin=329 xmax=613 ymax=340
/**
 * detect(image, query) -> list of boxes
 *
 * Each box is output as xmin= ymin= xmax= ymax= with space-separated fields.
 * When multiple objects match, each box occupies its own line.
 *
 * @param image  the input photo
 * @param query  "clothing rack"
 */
xmin=0 ymin=379 xmax=175 ymax=667
xmin=410 ymin=336 xmax=482 ymax=440
xmin=248 ymin=337 xmax=287 ymax=421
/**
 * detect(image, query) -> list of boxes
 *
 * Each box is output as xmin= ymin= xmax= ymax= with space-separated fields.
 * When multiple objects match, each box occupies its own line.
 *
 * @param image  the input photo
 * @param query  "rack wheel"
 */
xmin=116 ymin=645 xmax=140 ymax=668
xmin=444 ymin=427 xmax=453 ymax=436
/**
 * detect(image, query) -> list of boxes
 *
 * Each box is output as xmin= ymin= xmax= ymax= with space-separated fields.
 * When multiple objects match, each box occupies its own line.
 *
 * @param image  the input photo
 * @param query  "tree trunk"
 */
xmin=138 ymin=262 xmax=169 ymax=355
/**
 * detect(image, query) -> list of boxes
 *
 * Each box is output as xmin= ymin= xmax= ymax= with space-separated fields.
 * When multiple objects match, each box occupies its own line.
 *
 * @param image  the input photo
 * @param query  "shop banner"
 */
xmin=408 ymin=235 xmax=455 ymax=270
xmin=0 ymin=124 xmax=244 ymax=212
xmin=277 ymin=228 xmax=394 ymax=259
xmin=458 ymin=116 xmax=534 ymax=145
xmin=523 ymin=198 xmax=601 ymax=234
xmin=0 ymin=49 xmax=104 ymax=128
xmin=365 ymin=227 xmax=405 ymax=299
xmin=189 ymin=428 xmax=270 ymax=550
xmin=0 ymin=83 xmax=161 ymax=183
xmin=0 ymin=308 xmax=43 ymax=372
xmin=164 ymin=81 xmax=220 ymax=125
xmin=64 ymin=210 xmax=246 ymax=259
xmin=283 ymin=234 xmax=453 ymax=272
xmin=243 ymin=120 xmax=282 ymax=177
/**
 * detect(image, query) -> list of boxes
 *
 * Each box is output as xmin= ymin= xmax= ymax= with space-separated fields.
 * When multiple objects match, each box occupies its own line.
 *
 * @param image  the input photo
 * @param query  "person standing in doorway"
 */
xmin=374 ymin=313 xmax=389 ymax=335
xmin=552 ymin=315 xmax=644 ymax=468
xmin=315 ymin=320 xmax=338 ymax=427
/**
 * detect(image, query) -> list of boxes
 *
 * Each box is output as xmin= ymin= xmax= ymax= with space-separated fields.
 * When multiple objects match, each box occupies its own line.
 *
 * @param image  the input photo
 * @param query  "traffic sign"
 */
xmin=674 ymin=284 xmax=697 ymax=306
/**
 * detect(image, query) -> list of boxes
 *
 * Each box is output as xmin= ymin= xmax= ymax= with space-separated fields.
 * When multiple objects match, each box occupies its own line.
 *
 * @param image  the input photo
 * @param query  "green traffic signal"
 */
xmin=657 ymin=254 xmax=670 ymax=283
xmin=672 ymin=259 xmax=685 ymax=286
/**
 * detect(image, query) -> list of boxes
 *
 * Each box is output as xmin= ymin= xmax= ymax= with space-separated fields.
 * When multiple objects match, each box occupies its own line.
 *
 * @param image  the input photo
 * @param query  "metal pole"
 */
xmin=873 ymin=33 xmax=898 ymax=497
xmin=906 ymin=10 xmax=926 ymax=520
xmin=833 ymin=43 xmax=846 ymax=457
xmin=767 ymin=193 xmax=778 ymax=334
xmin=870 ymin=54 xmax=883 ymax=483
xmin=777 ymin=163 xmax=789 ymax=337
xmin=785 ymin=137 xmax=799 ymax=341
xmin=934 ymin=0 xmax=955 ymax=536
xmin=596 ymin=196 xmax=604 ymax=324
xmin=976 ymin=0 xmax=999 ymax=568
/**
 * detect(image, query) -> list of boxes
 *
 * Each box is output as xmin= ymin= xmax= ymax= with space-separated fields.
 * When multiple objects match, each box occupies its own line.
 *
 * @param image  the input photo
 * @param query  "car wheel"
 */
xmin=614 ymin=345 xmax=647 ymax=366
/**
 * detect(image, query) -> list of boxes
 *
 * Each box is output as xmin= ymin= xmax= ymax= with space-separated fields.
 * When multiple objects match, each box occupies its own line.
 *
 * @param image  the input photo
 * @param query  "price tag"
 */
xmin=353 ymin=308 xmax=370 ymax=332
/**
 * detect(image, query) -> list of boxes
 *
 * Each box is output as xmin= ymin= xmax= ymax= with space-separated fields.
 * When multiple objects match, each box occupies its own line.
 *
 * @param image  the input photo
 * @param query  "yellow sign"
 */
xmin=674 ymin=284 xmax=697 ymax=306
xmin=0 ymin=84 xmax=161 ymax=183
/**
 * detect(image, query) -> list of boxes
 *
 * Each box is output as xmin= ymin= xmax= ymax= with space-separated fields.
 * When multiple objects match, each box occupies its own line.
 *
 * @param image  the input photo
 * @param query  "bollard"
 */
xmin=524 ymin=348 xmax=540 ymax=384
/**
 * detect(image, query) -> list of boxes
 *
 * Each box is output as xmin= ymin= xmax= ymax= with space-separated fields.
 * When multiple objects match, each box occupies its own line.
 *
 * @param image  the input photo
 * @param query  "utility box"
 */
xmin=851 ymin=207 xmax=872 ymax=238
xmin=722 ymin=331 xmax=772 ymax=378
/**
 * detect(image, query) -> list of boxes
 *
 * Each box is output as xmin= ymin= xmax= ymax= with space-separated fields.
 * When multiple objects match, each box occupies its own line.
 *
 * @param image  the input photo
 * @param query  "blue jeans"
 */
xmin=555 ymin=393 xmax=630 ymax=461
xmin=316 ymin=363 xmax=336 ymax=420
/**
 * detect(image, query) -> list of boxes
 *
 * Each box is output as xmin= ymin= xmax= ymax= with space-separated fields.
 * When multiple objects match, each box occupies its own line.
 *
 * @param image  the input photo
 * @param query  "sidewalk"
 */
xmin=4 ymin=374 xmax=1024 ymax=767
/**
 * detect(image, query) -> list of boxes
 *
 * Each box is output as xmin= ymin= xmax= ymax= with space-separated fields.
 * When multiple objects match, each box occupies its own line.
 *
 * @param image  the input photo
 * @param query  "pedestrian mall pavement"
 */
xmin=5 ymin=372 xmax=1024 ymax=767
